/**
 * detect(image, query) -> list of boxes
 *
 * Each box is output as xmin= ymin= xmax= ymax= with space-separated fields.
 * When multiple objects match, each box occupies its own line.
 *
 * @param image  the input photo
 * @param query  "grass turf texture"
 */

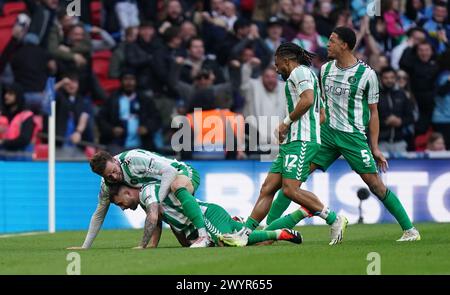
xmin=1 ymin=222 xmax=449 ymax=274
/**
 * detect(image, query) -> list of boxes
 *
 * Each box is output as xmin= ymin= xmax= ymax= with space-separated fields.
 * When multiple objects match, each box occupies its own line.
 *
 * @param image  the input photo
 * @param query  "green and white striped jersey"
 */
xmin=283 ymin=65 xmax=322 ymax=145
xmin=320 ymin=60 xmax=379 ymax=135
xmin=99 ymin=149 xmax=190 ymax=200
xmin=139 ymin=183 xmax=208 ymax=238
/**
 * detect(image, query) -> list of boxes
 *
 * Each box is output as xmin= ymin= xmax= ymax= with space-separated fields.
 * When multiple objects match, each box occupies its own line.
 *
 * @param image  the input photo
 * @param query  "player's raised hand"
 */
xmin=372 ymin=148 xmax=389 ymax=173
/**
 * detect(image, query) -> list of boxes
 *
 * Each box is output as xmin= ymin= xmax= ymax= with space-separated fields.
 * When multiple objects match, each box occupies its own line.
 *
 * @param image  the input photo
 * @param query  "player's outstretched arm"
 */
xmin=148 ymin=219 xmax=163 ymax=248
xmin=136 ymin=203 xmax=159 ymax=249
xmin=67 ymin=198 xmax=110 ymax=249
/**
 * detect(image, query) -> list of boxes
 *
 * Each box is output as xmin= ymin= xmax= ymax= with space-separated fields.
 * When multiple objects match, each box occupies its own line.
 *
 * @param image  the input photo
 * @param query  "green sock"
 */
xmin=267 ymin=190 xmax=292 ymax=225
xmin=174 ymin=188 xmax=206 ymax=229
xmin=245 ymin=217 xmax=260 ymax=231
xmin=247 ymin=230 xmax=278 ymax=245
xmin=265 ymin=209 xmax=308 ymax=230
xmin=382 ymin=189 xmax=413 ymax=230
xmin=325 ymin=211 xmax=337 ymax=225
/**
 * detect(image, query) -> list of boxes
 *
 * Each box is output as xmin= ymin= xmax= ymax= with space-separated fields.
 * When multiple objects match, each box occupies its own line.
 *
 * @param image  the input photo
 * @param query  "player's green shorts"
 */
xmin=203 ymin=203 xmax=243 ymax=245
xmin=269 ymin=140 xmax=321 ymax=182
xmin=312 ymin=124 xmax=377 ymax=174
xmin=176 ymin=164 xmax=201 ymax=192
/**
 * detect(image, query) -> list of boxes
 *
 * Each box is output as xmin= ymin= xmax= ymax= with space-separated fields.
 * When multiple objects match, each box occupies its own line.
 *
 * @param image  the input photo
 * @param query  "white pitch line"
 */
xmin=0 ymin=232 xmax=49 ymax=238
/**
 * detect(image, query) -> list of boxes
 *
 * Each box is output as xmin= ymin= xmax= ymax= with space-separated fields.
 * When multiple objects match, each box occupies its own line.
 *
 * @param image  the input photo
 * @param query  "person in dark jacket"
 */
xmin=97 ymin=71 xmax=160 ymax=154
xmin=400 ymin=41 xmax=440 ymax=134
xmin=378 ymin=67 xmax=415 ymax=153
xmin=54 ymin=73 xmax=93 ymax=151
xmin=23 ymin=0 xmax=58 ymax=46
xmin=0 ymin=83 xmax=36 ymax=159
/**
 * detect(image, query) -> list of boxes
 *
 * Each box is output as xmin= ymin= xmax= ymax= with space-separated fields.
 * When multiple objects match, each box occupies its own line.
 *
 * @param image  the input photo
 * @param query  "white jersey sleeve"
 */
xmin=291 ymin=66 xmax=314 ymax=96
xmin=366 ymin=69 xmax=380 ymax=104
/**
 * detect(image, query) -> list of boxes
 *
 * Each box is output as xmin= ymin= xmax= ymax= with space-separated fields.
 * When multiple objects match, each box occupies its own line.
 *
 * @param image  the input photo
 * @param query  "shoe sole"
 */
xmin=218 ymin=235 xmax=246 ymax=247
xmin=396 ymin=234 xmax=421 ymax=242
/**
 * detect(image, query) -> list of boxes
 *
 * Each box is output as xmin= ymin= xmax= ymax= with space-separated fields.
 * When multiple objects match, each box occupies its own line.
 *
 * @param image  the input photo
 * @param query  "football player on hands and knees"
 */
xmin=108 ymin=183 xmax=304 ymax=248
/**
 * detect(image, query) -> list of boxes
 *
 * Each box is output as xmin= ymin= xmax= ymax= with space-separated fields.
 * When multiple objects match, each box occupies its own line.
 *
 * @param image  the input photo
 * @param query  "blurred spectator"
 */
xmin=382 ymin=0 xmax=405 ymax=42
xmin=264 ymin=16 xmax=284 ymax=57
xmin=0 ymin=83 xmax=37 ymax=159
xmin=217 ymin=18 xmax=252 ymax=66
xmin=426 ymin=132 xmax=447 ymax=151
xmin=158 ymin=0 xmax=185 ymax=34
xmin=151 ymin=26 xmax=184 ymax=134
xmin=400 ymin=41 xmax=440 ymax=134
xmin=292 ymin=14 xmax=327 ymax=53
xmin=123 ymin=21 xmax=163 ymax=95
xmin=391 ymin=27 xmax=427 ymax=70
xmin=53 ymin=73 xmax=93 ymax=158
xmin=222 ymin=0 xmax=238 ymax=32
xmin=378 ymin=67 xmax=415 ymax=153
xmin=369 ymin=16 xmax=395 ymax=53
xmin=88 ymin=25 xmax=117 ymax=52
xmin=180 ymin=20 xmax=198 ymax=44
xmin=241 ymin=65 xmax=285 ymax=146
xmin=396 ymin=69 xmax=419 ymax=150
xmin=197 ymin=0 xmax=228 ymax=54
xmin=54 ymin=23 xmax=107 ymax=102
xmin=115 ymin=0 xmax=140 ymax=32
xmin=276 ymin=0 xmax=293 ymax=22
xmin=47 ymin=12 xmax=90 ymax=71
xmin=227 ymin=22 xmax=273 ymax=72
xmin=282 ymin=4 xmax=304 ymax=41
xmin=23 ymin=0 xmax=59 ymax=46
xmin=171 ymin=57 xmax=240 ymax=112
xmin=2 ymin=30 xmax=53 ymax=114
xmin=422 ymin=1 xmax=450 ymax=54
xmin=432 ymin=56 xmax=450 ymax=150
xmin=178 ymin=37 xmax=224 ymax=85
xmin=313 ymin=0 xmax=334 ymax=37
xmin=109 ymin=26 xmax=139 ymax=79
xmin=402 ymin=0 xmax=427 ymax=30
xmin=97 ymin=71 xmax=160 ymax=154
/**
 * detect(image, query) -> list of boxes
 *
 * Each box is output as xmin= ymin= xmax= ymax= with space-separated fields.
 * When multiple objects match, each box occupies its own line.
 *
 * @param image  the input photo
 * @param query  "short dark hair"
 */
xmin=406 ymin=27 xmax=426 ymax=38
xmin=163 ymin=26 xmax=181 ymax=43
xmin=90 ymin=151 xmax=113 ymax=175
xmin=233 ymin=18 xmax=251 ymax=33
xmin=107 ymin=184 xmax=122 ymax=202
xmin=380 ymin=66 xmax=396 ymax=76
xmin=187 ymin=37 xmax=203 ymax=49
xmin=275 ymin=42 xmax=316 ymax=67
xmin=333 ymin=26 xmax=357 ymax=50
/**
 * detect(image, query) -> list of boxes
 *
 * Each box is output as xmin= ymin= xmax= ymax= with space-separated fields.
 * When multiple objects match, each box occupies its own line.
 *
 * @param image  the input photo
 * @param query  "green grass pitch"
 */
xmin=1 ymin=222 xmax=449 ymax=274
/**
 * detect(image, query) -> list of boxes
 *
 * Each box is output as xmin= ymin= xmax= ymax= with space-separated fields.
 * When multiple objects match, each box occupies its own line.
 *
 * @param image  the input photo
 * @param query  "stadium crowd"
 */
xmin=0 ymin=0 xmax=449 ymax=160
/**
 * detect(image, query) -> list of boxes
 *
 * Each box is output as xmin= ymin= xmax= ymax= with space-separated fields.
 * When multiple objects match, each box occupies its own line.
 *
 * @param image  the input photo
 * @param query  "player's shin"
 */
xmin=267 ymin=190 xmax=292 ymax=225
xmin=382 ymin=189 xmax=414 ymax=230
xmin=265 ymin=208 xmax=311 ymax=230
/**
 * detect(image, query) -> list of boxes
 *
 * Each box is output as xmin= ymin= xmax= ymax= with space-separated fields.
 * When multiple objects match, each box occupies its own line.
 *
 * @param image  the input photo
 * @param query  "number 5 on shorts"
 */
xmin=361 ymin=150 xmax=371 ymax=166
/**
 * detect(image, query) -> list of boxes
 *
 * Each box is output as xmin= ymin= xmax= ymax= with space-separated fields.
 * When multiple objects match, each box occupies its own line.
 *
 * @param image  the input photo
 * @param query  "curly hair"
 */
xmin=275 ymin=42 xmax=316 ymax=67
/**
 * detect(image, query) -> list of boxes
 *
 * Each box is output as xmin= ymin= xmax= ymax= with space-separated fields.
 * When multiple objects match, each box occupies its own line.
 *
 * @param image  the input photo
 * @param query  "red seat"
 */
xmin=3 ymin=1 xmax=26 ymax=16
xmin=0 ymin=27 xmax=12 ymax=54
xmin=92 ymin=50 xmax=121 ymax=96
xmin=90 ymin=1 xmax=102 ymax=26
xmin=33 ymin=144 xmax=48 ymax=160
xmin=0 ymin=14 xmax=17 ymax=28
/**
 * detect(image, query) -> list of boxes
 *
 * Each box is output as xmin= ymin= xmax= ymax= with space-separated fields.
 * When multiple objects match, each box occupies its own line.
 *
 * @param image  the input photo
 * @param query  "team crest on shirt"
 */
xmin=130 ymin=179 xmax=138 ymax=185
xmin=348 ymin=76 xmax=357 ymax=84
xmin=123 ymin=157 xmax=131 ymax=166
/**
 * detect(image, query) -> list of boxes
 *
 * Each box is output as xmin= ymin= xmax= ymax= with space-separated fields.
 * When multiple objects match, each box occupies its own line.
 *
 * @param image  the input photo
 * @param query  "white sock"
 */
xmin=318 ymin=207 xmax=330 ymax=220
xmin=198 ymin=228 xmax=208 ymax=238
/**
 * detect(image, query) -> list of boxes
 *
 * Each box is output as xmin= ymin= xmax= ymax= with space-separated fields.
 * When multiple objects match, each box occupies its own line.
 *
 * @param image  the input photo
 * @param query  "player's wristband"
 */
xmin=283 ymin=115 xmax=293 ymax=125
